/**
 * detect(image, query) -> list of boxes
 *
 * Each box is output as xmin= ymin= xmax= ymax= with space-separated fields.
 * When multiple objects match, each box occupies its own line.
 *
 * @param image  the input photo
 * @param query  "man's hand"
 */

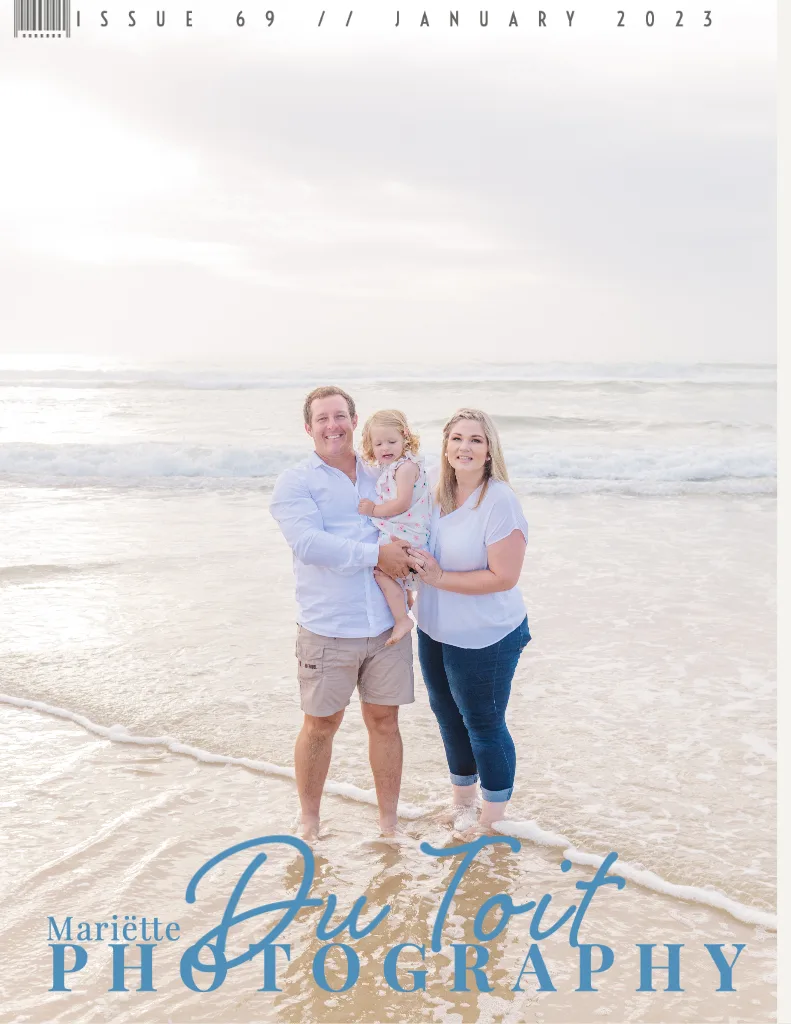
xmin=358 ymin=498 xmax=376 ymax=516
xmin=377 ymin=539 xmax=411 ymax=579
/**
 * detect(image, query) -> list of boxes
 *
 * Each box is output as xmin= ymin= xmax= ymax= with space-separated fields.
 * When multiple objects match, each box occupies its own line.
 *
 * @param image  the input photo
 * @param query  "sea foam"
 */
xmin=0 ymin=441 xmax=776 ymax=494
xmin=0 ymin=693 xmax=777 ymax=932
xmin=0 ymin=362 xmax=777 ymax=389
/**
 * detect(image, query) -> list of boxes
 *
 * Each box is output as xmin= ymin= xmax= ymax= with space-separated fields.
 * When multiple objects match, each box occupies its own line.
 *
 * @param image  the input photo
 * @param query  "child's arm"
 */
xmin=359 ymin=461 xmax=420 ymax=518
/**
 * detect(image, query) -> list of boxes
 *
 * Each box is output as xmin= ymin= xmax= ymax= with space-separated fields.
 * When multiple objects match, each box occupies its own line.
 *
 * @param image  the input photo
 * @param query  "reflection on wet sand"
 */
xmin=1 ymin=705 xmax=776 ymax=1024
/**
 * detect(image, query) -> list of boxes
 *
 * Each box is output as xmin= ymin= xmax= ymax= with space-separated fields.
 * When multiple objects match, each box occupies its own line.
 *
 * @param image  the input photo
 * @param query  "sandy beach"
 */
xmin=0 ymin=362 xmax=776 ymax=1022
xmin=0 ymin=704 xmax=777 ymax=1024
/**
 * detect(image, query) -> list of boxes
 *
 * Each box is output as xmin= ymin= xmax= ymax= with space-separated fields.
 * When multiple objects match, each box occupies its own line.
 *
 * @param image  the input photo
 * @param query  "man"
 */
xmin=270 ymin=385 xmax=414 ymax=840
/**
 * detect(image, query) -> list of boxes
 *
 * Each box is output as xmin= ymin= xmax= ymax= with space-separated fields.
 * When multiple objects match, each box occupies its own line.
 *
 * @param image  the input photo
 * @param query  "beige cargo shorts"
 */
xmin=295 ymin=625 xmax=415 ymax=717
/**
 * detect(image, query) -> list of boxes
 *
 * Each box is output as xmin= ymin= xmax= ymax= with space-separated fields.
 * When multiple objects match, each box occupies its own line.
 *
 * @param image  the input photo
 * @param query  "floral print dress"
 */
xmin=372 ymin=453 xmax=432 ymax=588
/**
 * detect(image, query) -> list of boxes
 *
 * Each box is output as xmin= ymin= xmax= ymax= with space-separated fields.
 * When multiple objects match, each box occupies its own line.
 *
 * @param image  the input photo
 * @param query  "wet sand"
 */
xmin=0 ymin=705 xmax=776 ymax=1024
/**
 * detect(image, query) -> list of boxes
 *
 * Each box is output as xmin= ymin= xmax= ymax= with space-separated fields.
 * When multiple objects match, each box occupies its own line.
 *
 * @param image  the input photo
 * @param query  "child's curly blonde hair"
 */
xmin=360 ymin=409 xmax=420 ymax=465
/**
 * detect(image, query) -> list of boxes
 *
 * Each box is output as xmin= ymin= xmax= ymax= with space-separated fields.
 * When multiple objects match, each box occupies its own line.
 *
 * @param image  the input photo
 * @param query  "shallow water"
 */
xmin=1 ymin=485 xmax=776 ymax=915
xmin=0 ymin=360 xmax=777 ymax=1021
xmin=0 ymin=706 xmax=777 ymax=1023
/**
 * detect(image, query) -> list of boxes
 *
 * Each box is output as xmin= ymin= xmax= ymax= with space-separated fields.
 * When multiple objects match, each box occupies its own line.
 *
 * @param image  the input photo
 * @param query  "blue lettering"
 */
xmin=529 ymin=892 xmax=577 ymax=941
xmin=576 ymin=944 xmax=614 ymax=991
xmin=569 ymin=853 xmax=625 ymax=947
xmin=637 ymin=943 xmax=684 ymax=992
xmin=49 ymin=944 xmax=88 ymax=992
xmin=512 ymin=944 xmax=556 ymax=992
xmin=704 ymin=943 xmax=745 ymax=992
xmin=48 ymin=917 xmax=72 ymax=942
xmin=421 ymin=836 xmax=521 ymax=951
xmin=451 ymin=943 xmax=492 ymax=992
xmin=317 ymin=894 xmax=390 ymax=941
xmin=383 ymin=943 xmax=427 ymax=992
xmin=180 ymin=835 xmax=323 ymax=990
xmin=258 ymin=944 xmax=291 ymax=992
xmin=312 ymin=943 xmax=360 ymax=992
xmin=109 ymin=943 xmax=157 ymax=992
xmin=474 ymin=893 xmax=536 ymax=942
xmin=180 ymin=940 xmax=227 ymax=992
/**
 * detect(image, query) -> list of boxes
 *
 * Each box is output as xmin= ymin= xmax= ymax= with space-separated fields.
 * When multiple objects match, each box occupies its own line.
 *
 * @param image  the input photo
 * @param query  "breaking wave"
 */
xmin=0 ymin=692 xmax=778 ymax=931
xmin=0 ymin=363 xmax=777 ymax=391
xmin=0 ymin=441 xmax=776 ymax=495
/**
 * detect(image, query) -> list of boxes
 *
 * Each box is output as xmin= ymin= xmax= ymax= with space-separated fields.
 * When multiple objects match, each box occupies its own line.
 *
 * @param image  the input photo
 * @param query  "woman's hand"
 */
xmin=408 ymin=548 xmax=444 ymax=588
xmin=358 ymin=498 xmax=376 ymax=516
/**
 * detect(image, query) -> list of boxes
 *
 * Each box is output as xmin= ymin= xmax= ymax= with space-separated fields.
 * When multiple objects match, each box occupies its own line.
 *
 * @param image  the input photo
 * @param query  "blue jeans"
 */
xmin=417 ymin=617 xmax=531 ymax=802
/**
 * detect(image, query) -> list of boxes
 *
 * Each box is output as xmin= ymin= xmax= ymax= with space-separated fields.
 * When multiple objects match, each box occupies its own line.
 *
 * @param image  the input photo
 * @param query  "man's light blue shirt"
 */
xmin=270 ymin=452 xmax=394 ymax=638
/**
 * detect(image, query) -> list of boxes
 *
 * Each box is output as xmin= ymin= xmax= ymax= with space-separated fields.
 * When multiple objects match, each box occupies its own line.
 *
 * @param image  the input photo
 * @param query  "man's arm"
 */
xmin=270 ymin=470 xmax=379 ymax=572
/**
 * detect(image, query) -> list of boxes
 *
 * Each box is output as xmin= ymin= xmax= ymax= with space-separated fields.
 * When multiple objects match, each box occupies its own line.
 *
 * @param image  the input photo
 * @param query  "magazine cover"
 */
xmin=0 ymin=1 xmax=777 ymax=1021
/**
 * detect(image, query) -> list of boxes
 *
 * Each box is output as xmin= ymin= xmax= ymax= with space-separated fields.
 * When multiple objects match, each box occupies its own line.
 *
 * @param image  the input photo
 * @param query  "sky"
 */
xmin=0 ymin=1 xmax=776 ymax=366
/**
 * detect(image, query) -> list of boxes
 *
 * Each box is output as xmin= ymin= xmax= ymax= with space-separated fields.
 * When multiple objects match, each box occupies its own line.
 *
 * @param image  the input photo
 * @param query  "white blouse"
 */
xmin=416 ymin=480 xmax=529 ymax=649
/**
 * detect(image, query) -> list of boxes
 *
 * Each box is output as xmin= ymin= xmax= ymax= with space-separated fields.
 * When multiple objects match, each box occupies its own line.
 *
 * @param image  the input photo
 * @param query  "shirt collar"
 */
xmin=309 ymin=450 xmax=365 ymax=472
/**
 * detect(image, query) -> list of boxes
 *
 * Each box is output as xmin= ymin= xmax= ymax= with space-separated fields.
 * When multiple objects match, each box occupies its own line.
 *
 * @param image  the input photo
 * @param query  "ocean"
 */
xmin=0 ymin=358 xmax=777 ymax=1023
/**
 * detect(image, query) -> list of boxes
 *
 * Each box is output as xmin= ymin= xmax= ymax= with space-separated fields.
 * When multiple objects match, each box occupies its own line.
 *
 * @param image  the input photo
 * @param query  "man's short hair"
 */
xmin=303 ymin=386 xmax=357 ymax=426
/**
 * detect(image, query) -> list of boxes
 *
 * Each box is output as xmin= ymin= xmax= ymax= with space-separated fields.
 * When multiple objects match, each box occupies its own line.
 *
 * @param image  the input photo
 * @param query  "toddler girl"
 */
xmin=357 ymin=409 xmax=431 ymax=645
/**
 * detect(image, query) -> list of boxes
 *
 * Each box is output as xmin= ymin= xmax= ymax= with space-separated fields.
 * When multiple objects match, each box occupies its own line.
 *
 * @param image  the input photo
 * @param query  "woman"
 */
xmin=410 ymin=408 xmax=531 ymax=833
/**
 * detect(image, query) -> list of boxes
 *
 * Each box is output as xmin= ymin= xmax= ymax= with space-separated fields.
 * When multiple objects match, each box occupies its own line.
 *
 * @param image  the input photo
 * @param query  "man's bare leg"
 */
xmin=293 ymin=709 xmax=344 ymax=838
xmin=372 ymin=567 xmax=414 ymax=647
xmin=361 ymin=702 xmax=402 ymax=833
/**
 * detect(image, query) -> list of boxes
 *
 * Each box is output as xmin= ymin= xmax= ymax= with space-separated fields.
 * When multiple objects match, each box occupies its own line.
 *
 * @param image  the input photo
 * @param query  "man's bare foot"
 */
xmin=375 ymin=824 xmax=413 ymax=846
xmin=292 ymin=814 xmax=321 ymax=841
xmin=385 ymin=617 xmax=414 ymax=647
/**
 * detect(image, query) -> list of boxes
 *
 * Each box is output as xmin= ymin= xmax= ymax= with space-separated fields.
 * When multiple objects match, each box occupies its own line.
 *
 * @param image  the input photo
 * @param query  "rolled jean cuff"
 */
xmin=481 ymin=786 xmax=512 ymax=803
xmin=450 ymin=773 xmax=478 ymax=787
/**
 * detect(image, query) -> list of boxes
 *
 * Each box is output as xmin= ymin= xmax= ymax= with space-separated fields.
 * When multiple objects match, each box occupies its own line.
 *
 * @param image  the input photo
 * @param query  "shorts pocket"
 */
xmin=296 ymin=640 xmax=325 ymax=683
xmin=394 ymin=639 xmax=415 ymax=666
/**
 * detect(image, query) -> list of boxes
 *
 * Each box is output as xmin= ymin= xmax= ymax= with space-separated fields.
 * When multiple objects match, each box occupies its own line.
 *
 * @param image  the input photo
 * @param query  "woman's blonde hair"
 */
xmin=360 ymin=409 xmax=420 ymax=465
xmin=436 ymin=408 xmax=509 ymax=515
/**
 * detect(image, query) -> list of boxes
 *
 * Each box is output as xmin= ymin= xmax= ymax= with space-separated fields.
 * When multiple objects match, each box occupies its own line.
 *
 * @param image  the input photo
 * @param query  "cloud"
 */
xmin=0 ymin=78 xmax=200 ymax=221
xmin=15 ymin=230 xmax=244 ymax=271
xmin=0 ymin=14 xmax=775 ymax=363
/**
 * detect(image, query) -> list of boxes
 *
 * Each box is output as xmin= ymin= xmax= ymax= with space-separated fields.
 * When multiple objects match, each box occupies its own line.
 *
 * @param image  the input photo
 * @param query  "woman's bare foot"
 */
xmin=433 ymin=804 xmax=479 ymax=830
xmin=385 ymin=616 xmax=414 ymax=646
xmin=454 ymin=800 xmax=509 ymax=841
xmin=453 ymin=821 xmax=498 ymax=842
xmin=479 ymin=799 xmax=508 ymax=827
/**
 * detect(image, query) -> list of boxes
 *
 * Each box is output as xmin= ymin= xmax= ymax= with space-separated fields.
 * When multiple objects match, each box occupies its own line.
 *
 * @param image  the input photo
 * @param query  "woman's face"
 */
xmin=445 ymin=419 xmax=489 ymax=476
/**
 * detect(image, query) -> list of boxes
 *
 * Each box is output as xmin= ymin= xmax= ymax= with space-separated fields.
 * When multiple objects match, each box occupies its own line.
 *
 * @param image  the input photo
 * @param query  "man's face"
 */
xmin=306 ymin=395 xmax=358 ymax=460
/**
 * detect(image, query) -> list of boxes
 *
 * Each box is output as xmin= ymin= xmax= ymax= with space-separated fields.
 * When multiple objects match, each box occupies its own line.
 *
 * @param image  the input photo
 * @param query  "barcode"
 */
xmin=14 ymin=0 xmax=70 ymax=36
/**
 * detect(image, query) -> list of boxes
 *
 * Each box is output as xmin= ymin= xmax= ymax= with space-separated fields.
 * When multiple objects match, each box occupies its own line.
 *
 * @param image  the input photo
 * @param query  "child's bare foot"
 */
xmin=386 ymin=616 xmax=414 ymax=646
